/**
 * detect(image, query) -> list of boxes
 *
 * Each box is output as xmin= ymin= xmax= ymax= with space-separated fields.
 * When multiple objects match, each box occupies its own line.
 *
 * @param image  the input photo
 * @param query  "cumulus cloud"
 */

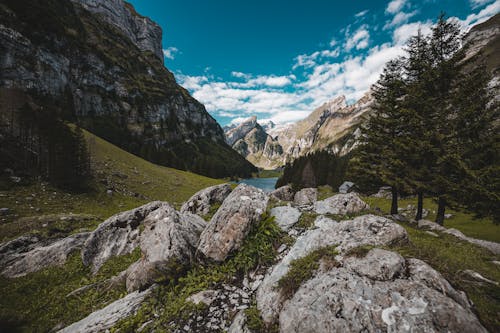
xmin=386 ymin=0 xmax=408 ymax=14
xmin=162 ymin=47 xmax=179 ymax=60
xmin=384 ymin=10 xmax=418 ymax=29
xmin=344 ymin=26 xmax=370 ymax=51
xmin=469 ymin=0 xmax=496 ymax=8
xmin=392 ymin=21 xmax=432 ymax=45
xmin=456 ymin=1 xmax=500 ymax=30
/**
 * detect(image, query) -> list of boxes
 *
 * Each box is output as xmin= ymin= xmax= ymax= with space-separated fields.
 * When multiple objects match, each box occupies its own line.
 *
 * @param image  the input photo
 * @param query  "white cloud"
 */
xmin=384 ymin=10 xmax=418 ymax=29
xmin=386 ymin=0 xmax=407 ymax=14
xmin=344 ymin=26 xmax=370 ymax=51
xmin=456 ymin=1 xmax=500 ymax=30
xmin=162 ymin=47 xmax=179 ymax=60
xmin=355 ymin=10 xmax=369 ymax=17
xmin=231 ymin=71 xmax=251 ymax=79
xmin=469 ymin=0 xmax=496 ymax=8
xmin=392 ymin=21 xmax=432 ymax=45
xmin=293 ymin=49 xmax=340 ymax=70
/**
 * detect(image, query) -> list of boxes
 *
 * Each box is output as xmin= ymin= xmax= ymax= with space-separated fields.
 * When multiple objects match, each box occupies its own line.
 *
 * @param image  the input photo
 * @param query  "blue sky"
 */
xmin=129 ymin=0 xmax=499 ymax=126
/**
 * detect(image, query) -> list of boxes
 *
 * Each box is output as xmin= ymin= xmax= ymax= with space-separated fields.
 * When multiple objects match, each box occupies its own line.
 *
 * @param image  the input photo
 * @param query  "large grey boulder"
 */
xmin=58 ymin=286 xmax=153 ymax=333
xmin=82 ymin=201 xmax=167 ymax=273
xmin=180 ymin=183 xmax=232 ymax=216
xmin=270 ymin=185 xmax=295 ymax=202
xmin=338 ymin=181 xmax=355 ymax=194
xmin=443 ymin=228 xmax=500 ymax=255
xmin=0 ymin=232 xmax=89 ymax=278
xmin=293 ymin=188 xmax=317 ymax=206
xmin=279 ymin=249 xmax=486 ymax=333
xmin=256 ymin=215 xmax=407 ymax=323
xmin=270 ymin=206 xmax=302 ymax=231
xmin=197 ymin=184 xmax=269 ymax=261
xmin=314 ymin=192 xmax=369 ymax=215
xmin=125 ymin=207 xmax=205 ymax=291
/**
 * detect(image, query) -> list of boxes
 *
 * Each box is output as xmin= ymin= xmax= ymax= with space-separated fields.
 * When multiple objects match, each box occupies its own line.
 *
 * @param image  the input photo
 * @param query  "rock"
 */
xmin=293 ymin=188 xmax=317 ymax=206
xmin=417 ymin=219 xmax=446 ymax=232
xmin=270 ymin=185 xmax=295 ymax=202
xmin=314 ymin=192 xmax=369 ymax=215
xmin=125 ymin=207 xmax=205 ymax=292
xmin=180 ymin=183 xmax=232 ymax=216
xmin=279 ymin=251 xmax=487 ymax=333
xmin=82 ymin=201 xmax=167 ymax=273
xmin=371 ymin=186 xmax=392 ymax=199
xmin=197 ymin=184 xmax=269 ymax=261
xmin=106 ymin=189 xmax=113 ymax=196
xmin=425 ymin=231 xmax=439 ymax=237
xmin=0 ymin=208 xmax=9 ymax=215
xmin=228 ymin=310 xmax=251 ymax=333
xmin=444 ymin=213 xmax=453 ymax=219
xmin=256 ymin=215 xmax=407 ymax=323
xmin=1 ymin=232 xmax=90 ymax=278
xmin=270 ymin=206 xmax=301 ymax=231
xmin=443 ymin=228 xmax=500 ymax=255
xmin=338 ymin=181 xmax=355 ymax=194
xmin=186 ymin=290 xmax=220 ymax=306
xmin=58 ymin=286 xmax=153 ymax=333
xmin=460 ymin=270 xmax=498 ymax=285
xmin=313 ymin=215 xmax=337 ymax=229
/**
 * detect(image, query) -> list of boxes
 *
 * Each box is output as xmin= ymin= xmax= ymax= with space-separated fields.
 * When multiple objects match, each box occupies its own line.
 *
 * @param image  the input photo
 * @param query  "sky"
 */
xmin=128 ymin=0 xmax=499 ymax=127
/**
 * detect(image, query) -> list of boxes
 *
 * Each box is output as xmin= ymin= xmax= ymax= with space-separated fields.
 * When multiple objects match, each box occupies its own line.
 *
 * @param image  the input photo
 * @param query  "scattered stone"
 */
xmin=425 ymin=231 xmax=439 ymax=237
xmin=371 ymin=186 xmax=392 ymax=199
xmin=197 ymin=184 xmax=268 ymax=261
xmin=293 ymin=188 xmax=318 ymax=206
xmin=0 ymin=208 xmax=9 ymax=215
xmin=443 ymin=228 xmax=500 ymax=255
xmin=314 ymin=192 xmax=369 ymax=215
xmin=228 ymin=311 xmax=250 ymax=333
xmin=338 ymin=181 xmax=355 ymax=194
xmin=270 ymin=206 xmax=301 ymax=231
xmin=58 ymin=287 xmax=153 ymax=333
xmin=106 ymin=189 xmax=113 ymax=196
xmin=313 ymin=215 xmax=337 ymax=229
xmin=445 ymin=213 xmax=453 ymax=219
xmin=270 ymin=185 xmax=295 ymax=202
xmin=417 ymin=219 xmax=446 ymax=232
xmin=460 ymin=270 xmax=498 ymax=285
xmin=186 ymin=290 xmax=219 ymax=306
xmin=180 ymin=183 xmax=232 ymax=216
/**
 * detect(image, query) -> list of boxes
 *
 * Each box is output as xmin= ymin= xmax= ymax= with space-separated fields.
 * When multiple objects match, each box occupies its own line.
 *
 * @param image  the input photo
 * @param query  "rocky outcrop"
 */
xmin=279 ymin=249 xmax=487 ymax=333
xmin=293 ymin=188 xmax=317 ymax=206
xmin=270 ymin=185 xmax=295 ymax=202
xmin=0 ymin=232 xmax=89 ymax=278
xmin=180 ymin=183 xmax=232 ymax=216
xmin=256 ymin=215 xmax=408 ymax=323
xmin=270 ymin=206 xmax=302 ymax=231
xmin=197 ymin=184 xmax=269 ymax=261
xmin=58 ymin=286 xmax=153 ymax=333
xmin=314 ymin=192 xmax=369 ymax=215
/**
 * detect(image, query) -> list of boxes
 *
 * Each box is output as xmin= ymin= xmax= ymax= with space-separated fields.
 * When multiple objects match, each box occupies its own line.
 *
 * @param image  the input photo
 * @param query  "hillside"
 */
xmin=0 ymin=0 xmax=256 ymax=178
xmin=0 ymin=129 xmax=222 ymax=242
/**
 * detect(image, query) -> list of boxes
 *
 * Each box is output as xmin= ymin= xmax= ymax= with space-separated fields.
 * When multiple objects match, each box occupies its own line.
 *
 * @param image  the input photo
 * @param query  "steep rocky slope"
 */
xmin=0 ymin=0 xmax=256 ymax=178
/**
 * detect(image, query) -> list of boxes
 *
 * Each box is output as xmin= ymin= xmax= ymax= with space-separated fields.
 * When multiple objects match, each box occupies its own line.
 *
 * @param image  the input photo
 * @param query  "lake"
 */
xmin=236 ymin=177 xmax=278 ymax=192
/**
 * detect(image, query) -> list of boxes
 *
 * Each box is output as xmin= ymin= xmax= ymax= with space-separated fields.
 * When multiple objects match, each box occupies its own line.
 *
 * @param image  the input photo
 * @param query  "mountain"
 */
xmin=223 ymin=116 xmax=284 ymax=169
xmin=0 ymin=0 xmax=256 ymax=179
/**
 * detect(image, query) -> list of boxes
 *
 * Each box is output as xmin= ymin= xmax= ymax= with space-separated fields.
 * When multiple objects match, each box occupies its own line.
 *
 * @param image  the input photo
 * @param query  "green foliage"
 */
xmin=0 ymin=248 xmax=141 ymax=332
xmin=277 ymin=246 xmax=338 ymax=300
xmin=295 ymin=212 xmax=318 ymax=229
xmin=244 ymin=304 xmax=279 ymax=333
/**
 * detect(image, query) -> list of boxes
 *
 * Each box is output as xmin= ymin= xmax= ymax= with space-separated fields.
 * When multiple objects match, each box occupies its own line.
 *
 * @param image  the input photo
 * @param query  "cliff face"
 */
xmin=0 ymin=0 xmax=256 ymax=178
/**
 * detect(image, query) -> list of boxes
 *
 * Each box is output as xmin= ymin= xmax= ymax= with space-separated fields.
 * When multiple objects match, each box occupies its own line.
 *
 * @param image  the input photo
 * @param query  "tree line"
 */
xmin=349 ymin=14 xmax=499 ymax=224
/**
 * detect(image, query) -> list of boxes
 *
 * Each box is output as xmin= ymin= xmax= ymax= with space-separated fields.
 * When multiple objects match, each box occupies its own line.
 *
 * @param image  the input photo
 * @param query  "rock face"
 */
xmin=0 ymin=232 xmax=89 ymax=278
xmin=279 ymin=250 xmax=487 ymax=333
xmin=293 ymin=188 xmax=318 ymax=206
xmin=58 ymin=286 xmax=153 ymax=333
xmin=256 ymin=215 xmax=408 ymax=323
xmin=270 ymin=206 xmax=302 ymax=231
xmin=224 ymin=116 xmax=284 ymax=169
xmin=197 ymin=184 xmax=269 ymax=261
xmin=314 ymin=192 xmax=369 ymax=215
xmin=270 ymin=185 xmax=295 ymax=202
xmin=180 ymin=183 xmax=232 ymax=216
xmin=0 ymin=0 xmax=255 ymax=178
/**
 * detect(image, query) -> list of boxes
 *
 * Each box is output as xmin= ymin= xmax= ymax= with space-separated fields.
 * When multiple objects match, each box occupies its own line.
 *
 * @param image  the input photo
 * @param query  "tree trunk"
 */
xmin=391 ymin=188 xmax=398 ymax=215
xmin=435 ymin=196 xmax=446 ymax=225
xmin=416 ymin=192 xmax=424 ymax=220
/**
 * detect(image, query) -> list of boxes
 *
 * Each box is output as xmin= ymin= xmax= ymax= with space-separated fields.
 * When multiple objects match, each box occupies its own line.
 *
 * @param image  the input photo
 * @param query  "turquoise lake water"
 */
xmin=236 ymin=177 xmax=278 ymax=192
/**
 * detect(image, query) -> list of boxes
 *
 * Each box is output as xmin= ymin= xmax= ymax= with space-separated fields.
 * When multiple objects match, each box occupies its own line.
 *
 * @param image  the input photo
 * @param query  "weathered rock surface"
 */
xmin=270 ymin=185 xmax=295 ymax=202
xmin=58 ymin=286 xmax=153 ymax=333
xmin=293 ymin=188 xmax=317 ymax=206
xmin=417 ymin=219 xmax=446 ymax=232
xmin=0 ymin=232 xmax=89 ymax=278
xmin=314 ymin=192 xmax=369 ymax=215
xmin=197 ymin=184 xmax=269 ymax=261
xmin=256 ymin=214 xmax=407 ymax=323
xmin=82 ymin=201 xmax=166 ymax=273
xmin=279 ymin=250 xmax=486 ymax=333
xmin=228 ymin=311 xmax=251 ymax=333
xmin=270 ymin=206 xmax=302 ymax=231
xmin=180 ymin=183 xmax=232 ymax=216
xmin=338 ymin=181 xmax=355 ymax=194
xmin=186 ymin=290 xmax=219 ymax=306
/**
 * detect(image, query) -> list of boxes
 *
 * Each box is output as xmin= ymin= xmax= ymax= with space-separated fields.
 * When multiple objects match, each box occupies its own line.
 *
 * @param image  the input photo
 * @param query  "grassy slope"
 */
xmin=0 ymin=129 xmax=222 ymax=242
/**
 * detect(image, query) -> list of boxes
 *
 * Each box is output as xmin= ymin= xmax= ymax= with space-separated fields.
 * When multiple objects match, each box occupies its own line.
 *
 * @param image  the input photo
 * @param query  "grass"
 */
xmin=253 ymin=169 xmax=283 ymax=179
xmin=317 ymin=185 xmax=335 ymax=200
xmin=245 ymin=304 xmax=279 ymax=333
xmin=295 ymin=212 xmax=318 ymax=229
xmin=0 ymin=129 xmax=222 ymax=242
xmin=0 ymin=248 xmax=142 ymax=332
xmin=364 ymin=196 xmax=500 ymax=243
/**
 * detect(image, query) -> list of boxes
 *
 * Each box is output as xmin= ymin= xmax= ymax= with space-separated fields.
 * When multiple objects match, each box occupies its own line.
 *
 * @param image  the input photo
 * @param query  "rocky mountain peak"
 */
xmin=224 ymin=116 xmax=259 ymax=146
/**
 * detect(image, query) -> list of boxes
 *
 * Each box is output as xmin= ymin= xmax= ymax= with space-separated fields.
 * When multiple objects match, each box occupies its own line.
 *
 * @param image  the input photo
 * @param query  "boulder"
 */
xmin=270 ymin=206 xmax=302 ymax=231
xmin=417 ymin=219 xmax=446 ymax=232
xmin=180 ymin=183 xmax=232 ymax=216
xmin=228 ymin=310 xmax=251 ymax=333
xmin=371 ymin=186 xmax=392 ymax=199
xmin=82 ymin=201 xmax=167 ymax=273
xmin=270 ymin=185 xmax=295 ymax=202
xmin=314 ymin=192 xmax=369 ymax=215
xmin=186 ymin=290 xmax=220 ymax=306
xmin=58 ymin=287 xmax=153 ymax=333
xmin=293 ymin=188 xmax=317 ymax=206
xmin=197 ymin=184 xmax=269 ymax=261
xmin=279 ymin=251 xmax=487 ymax=333
xmin=338 ymin=181 xmax=355 ymax=194
xmin=443 ymin=228 xmax=500 ymax=255
xmin=256 ymin=215 xmax=407 ymax=323
xmin=1 ymin=232 xmax=89 ymax=278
